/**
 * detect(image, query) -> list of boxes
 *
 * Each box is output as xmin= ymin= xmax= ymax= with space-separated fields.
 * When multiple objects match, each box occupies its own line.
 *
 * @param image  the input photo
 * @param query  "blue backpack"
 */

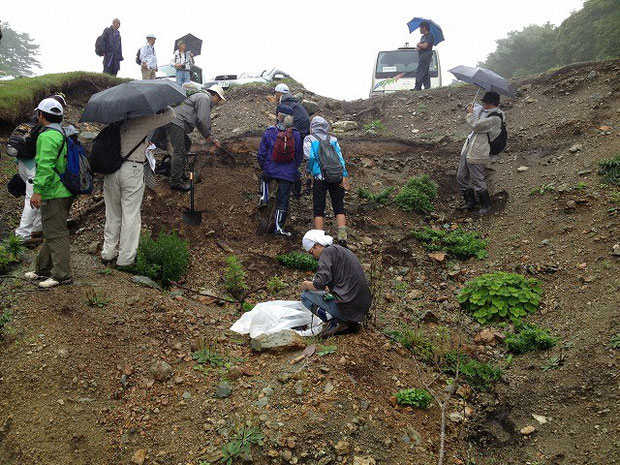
xmin=52 ymin=130 xmax=94 ymax=196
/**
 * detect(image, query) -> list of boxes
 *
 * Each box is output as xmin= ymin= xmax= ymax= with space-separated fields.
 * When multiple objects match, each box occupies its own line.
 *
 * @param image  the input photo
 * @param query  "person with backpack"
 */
xmin=100 ymin=19 xmax=123 ymax=76
xmin=257 ymin=104 xmax=303 ymax=237
xmin=166 ymin=84 xmax=225 ymax=191
xmin=23 ymin=98 xmax=74 ymax=289
xmin=304 ymin=116 xmax=350 ymax=245
xmin=9 ymin=94 xmax=68 ymax=244
xmin=300 ymin=229 xmax=372 ymax=338
xmin=171 ymin=39 xmax=194 ymax=86
xmin=100 ymin=107 xmax=175 ymax=268
xmin=139 ymin=34 xmax=158 ymax=80
xmin=456 ymin=91 xmax=506 ymax=214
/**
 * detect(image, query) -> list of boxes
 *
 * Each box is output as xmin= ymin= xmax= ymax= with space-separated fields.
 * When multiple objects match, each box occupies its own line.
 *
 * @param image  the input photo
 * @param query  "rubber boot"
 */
xmin=258 ymin=179 xmax=269 ymax=208
xmin=274 ymin=209 xmax=291 ymax=237
xmin=478 ymin=190 xmax=491 ymax=214
xmin=457 ymin=189 xmax=476 ymax=211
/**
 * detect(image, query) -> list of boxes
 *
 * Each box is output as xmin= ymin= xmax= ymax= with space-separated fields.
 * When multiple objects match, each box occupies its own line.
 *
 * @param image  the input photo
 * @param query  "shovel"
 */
xmin=183 ymin=152 xmax=202 ymax=225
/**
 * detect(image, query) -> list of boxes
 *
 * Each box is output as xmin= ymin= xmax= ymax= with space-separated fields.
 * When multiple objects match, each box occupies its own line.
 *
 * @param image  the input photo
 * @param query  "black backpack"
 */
xmin=317 ymin=136 xmax=344 ymax=184
xmin=89 ymin=123 xmax=146 ymax=174
xmin=135 ymin=48 xmax=141 ymax=65
xmin=6 ymin=122 xmax=42 ymax=160
xmin=95 ymin=31 xmax=106 ymax=56
xmin=487 ymin=111 xmax=507 ymax=156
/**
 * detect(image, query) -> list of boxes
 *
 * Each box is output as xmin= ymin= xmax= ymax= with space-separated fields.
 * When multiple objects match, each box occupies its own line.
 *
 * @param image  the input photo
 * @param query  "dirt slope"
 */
xmin=0 ymin=59 xmax=619 ymax=465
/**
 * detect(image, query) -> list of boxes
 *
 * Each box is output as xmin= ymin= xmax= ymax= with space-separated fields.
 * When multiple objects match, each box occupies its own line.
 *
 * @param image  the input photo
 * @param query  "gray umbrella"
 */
xmin=80 ymin=80 xmax=186 ymax=124
xmin=449 ymin=65 xmax=516 ymax=100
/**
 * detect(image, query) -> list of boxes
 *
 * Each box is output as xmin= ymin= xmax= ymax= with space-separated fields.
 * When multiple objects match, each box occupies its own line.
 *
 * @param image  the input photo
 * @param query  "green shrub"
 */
xmin=394 ymin=175 xmax=438 ymax=214
xmin=444 ymin=351 xmax=502 ymax=391
xmin=413 ymin=227 xmax=488 ymax=259
xmin=135 ymin=231 xmax=189 ymax=285
xmin=277 ymin=252 xmax=318 ymax=271
xmin=225 ymin=255 xmax=248 ymax=300
xmin=0 ymin=310 xmax=12 ymax=334
xmin=0 ymin=235 xmax=26 ymax=273
xmin=610 ymin=333 xmax=620 ymax=349
xmin=505 ymin=323 xmax=557 ymax=354
xmin=598 ymin=154 xmax=620 ymax=186
xmin=457 ymin=272 xmax=543 ymax=324
xmin=220 ymin=425 xmax=264 ymax=465
xmin=357 ymin=186 xmax=394 ymax=204
xmin=266 ymin=276 xmax=287 ymax=295
xmin=395 ymin=388 xmax=432 ymax=408
xmin=363 ymin=119 xmax=387 ymax=132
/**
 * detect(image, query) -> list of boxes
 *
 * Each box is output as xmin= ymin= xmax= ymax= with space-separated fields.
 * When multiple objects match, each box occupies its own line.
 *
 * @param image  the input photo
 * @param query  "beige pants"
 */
xmin=102 ymin=162 xmax=145 ymax=266
xmin=141 ymin=68 xmax=156 ymax=80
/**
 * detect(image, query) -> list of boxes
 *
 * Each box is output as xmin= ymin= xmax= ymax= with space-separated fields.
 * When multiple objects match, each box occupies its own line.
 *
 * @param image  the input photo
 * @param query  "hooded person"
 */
xmin=256 ymin=104 xmax=303 ymax=236
xmin=456 ymin=91 xmax=505 ymax=214
xmin=303 ymin=116 xmax=350 ymax=245
xmin=300 ymin=229 xmax=372 ymax=338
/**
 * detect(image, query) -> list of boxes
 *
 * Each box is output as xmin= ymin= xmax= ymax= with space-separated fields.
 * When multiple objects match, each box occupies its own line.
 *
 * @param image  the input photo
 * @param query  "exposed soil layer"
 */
xmin=0 ymin=59 xmax=619 ymax=465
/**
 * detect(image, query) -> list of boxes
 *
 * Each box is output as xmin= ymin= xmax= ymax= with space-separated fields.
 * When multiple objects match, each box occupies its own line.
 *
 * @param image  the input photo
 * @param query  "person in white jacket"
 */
xmin=139 ymin=34 xmax=158 ymax=80
xmin=101 ymin=107 xmax=175 ymax=268
xmin=456 ymin=91 xmax=504 ymax=214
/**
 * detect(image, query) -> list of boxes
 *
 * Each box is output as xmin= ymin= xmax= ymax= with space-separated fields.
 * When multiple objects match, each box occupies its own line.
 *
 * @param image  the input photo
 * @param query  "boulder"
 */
xmin=250 ymin=330 xmax=306 ymax=352
xmin=332 ymin=121 xmax=358 ymax=132
xmin=301 ymin=99 xmax=319 ymax=115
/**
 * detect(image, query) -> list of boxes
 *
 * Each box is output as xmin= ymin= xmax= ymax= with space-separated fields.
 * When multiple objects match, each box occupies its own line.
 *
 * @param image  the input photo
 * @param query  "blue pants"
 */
xmin=260 ymin=176 xmax=293 ymax=211
xmin=176 ymin=70 xmax=190 ymax=85
xmin=301 ymin=290 xmax=346 ymax=322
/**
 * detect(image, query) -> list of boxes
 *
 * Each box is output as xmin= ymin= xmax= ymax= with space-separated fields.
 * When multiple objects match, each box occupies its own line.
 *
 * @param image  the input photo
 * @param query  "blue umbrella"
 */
xmin=407 ymin=17 xmax=445 ymax=45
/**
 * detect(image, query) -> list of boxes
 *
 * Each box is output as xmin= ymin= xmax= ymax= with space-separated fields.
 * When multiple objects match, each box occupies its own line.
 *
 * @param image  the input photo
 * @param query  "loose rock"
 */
xmin=149 ymin=360 xmax=172 ymax=382
xmin=250 ymin=330 xmax=306 ymax=352
xmin=131 ymin=449 xmax=146 ymax=465
xmin=131 ymin=276 xmax=162 ymax=290
xmin=215 ymin=382 xmax=233 ymax=398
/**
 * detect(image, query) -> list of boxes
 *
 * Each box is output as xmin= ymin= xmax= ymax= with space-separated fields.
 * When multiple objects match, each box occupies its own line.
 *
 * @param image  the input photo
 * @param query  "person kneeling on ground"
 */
xmin=300 ymin=229 xmax=372 ymax=338
xmin=257 ymin=104 xmax=303 ymax=236
xmin=24 ymin=98 xmax=74 ymax=289
xmin=456 ymin=91 xmax=504 ymax=214
xmin=304 ymin=116 xmax=350 ymax=245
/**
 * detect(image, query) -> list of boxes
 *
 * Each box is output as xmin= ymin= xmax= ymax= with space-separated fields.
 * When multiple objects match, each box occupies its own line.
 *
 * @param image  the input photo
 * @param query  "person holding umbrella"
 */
xmin=171 ymin=39 xmax=194 ymax=86
xmin=415 ymin=21 xmax=435 ymax=90
xmin=456 ymin=91 xmax=504 ymax=214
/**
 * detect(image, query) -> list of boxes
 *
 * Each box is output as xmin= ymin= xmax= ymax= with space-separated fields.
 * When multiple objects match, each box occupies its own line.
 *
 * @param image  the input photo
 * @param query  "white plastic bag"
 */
xmin=230 ymin=300 xmax=323 ymax=338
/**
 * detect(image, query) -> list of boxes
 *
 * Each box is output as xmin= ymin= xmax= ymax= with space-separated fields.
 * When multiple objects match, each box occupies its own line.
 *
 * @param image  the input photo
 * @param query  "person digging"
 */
xmin=300 ymin=229 xmax=372 ymax=338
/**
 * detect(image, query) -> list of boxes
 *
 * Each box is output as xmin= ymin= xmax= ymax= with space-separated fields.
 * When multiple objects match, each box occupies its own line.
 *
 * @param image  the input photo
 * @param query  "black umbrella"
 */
xmin=80 ymin=80 xmax=186 ymax=124
xmin=175 ymin=33 xmax=202 ymax=56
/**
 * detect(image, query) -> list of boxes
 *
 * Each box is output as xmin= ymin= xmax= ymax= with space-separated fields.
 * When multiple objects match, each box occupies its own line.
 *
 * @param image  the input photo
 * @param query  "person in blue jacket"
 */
xmin=257 ymin=104 xmax=303 ymax=236
xmin=304 ymin=116 xmax=350 ymax=245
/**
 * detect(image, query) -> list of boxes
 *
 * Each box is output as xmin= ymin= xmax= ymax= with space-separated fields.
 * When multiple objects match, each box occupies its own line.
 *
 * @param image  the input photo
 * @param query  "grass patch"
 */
xmin=505 ymin=323 xmax=557 ymax=354
xmin=387 ymin=325 xmax=453 ymax=365
xmin=220 ymin=425 xmax=264 ymax=465
xmin=277 ymin=252 xmax=318 ymax=272
xmin=357 ymin=186 xmax=394 ymax=204
xmin=0 ymin=72 xmax=127 ymax=125
xmin=529 ymin=182 xmax=556 ymax=196
xmin=444 ymin=351 xmax=503 ymax=391
xmin=541 ymin=355 xmax=564 ymax=371
xmin=610 ymin=333 xmax=620 ymax=349
xmin=0 ymin=235 xmax=26 ymax=274
xmin=85 ymin=290 xmax=109 ymax=308
xmin=457 ymin=272 xmax=543 ymax=324
xmin=363 ymin=119 xmax=386 ymax=132
xmin=135 ymin=230 xmax=189 ymax=286
xmin=598 ymin=154 xmax=620 ymax=186
xmin=394 ymin=174 xmax=438 ymax=214
xmin=413 ymin=226 xmax=488 ymax=259
xmin=395 ymin=388 xmax=432 ymax=408
xmin=317 ymin=344 xmax=337 ymax=356
xmin=192 ymin=346 xmax=228 ymax=368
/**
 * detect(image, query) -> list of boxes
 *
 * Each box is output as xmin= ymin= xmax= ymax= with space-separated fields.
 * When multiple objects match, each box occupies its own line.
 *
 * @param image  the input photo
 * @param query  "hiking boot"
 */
xmin=24 ymin=271 xmax=43 ymax=280
xmin=478 ymin=190 xmax=491 ymax=214
xmin=258 ymin=198 xmax=269 ymax=209
xmin=319 ymin=320 xmax=350 ymax=339
xmin=457 ymin=189 xmax=477 ymax=211
xmin=38 ymin=277 xmax=73 ymax=289
xmin=170 ymin=182 xmax=191 ymax=192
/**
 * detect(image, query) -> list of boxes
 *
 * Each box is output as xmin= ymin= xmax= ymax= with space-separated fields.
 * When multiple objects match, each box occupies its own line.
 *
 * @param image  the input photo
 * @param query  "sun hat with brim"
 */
xmin=302 ymin=229 xmax=333 ymax=252
xmin=37 ymin=98 xmax=64 ymax=116
xmin=146 ymin=33 xmax=157 ymax=39
xmin=207 ymin=84 xmax=226 ymax=101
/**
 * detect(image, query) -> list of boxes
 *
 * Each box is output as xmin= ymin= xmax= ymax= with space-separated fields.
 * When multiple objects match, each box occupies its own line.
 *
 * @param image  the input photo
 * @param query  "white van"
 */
xmin=369 ymin=45 xmax=441 ymax=97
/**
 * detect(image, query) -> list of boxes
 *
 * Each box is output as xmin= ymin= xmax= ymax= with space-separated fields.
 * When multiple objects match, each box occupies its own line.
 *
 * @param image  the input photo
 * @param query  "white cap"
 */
xmin=207 ymin=84 xmax=226 ymax=101
xmin=146 ymin=33 xmax=156 ymax=39
xmin=274 ymin=83 xmax=290 ymax=94
xmin=37 ymin=98 xmax=64 ymax=116
xmin=302 ymin=229 xmax=333 ymax=252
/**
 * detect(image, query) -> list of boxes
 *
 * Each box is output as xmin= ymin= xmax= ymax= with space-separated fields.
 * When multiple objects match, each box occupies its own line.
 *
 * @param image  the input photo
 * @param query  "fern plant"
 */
xmin=457 ymin=272 xmax=543 ymax=324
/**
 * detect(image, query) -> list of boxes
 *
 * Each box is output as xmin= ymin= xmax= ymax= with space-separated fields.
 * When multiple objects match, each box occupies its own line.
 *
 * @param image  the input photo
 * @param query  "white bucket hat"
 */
xmin=207 ymin=84 xmax=226 ymax=101
xmin=37 ymin=98 xmax=64 ymax=116
xmin=302 ymin=229 xmax=333 ymax=252
xmin=274 ymin=83 xmax=290 ymax=94
xmin=146 ymin=33 xmax=157 ymax=39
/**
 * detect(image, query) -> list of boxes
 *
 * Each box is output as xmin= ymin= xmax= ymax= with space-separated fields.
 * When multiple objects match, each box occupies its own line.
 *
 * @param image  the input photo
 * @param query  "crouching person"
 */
xmin=257 ymin=104 xmax=303 ymax=236
xmin=300 ymin=229 xmax=372 ymax=338
xmin=24 ymin=98 xmax=73 ymax=289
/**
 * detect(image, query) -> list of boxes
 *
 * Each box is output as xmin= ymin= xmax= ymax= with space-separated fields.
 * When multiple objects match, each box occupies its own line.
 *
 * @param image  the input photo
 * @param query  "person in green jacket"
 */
xmin=24 ymin=98 xmax=74 ymax=289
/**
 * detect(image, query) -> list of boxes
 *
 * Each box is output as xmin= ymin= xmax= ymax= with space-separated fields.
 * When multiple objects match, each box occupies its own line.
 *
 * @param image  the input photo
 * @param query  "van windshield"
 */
xmin=375 ymin=50 xmax=438 ymax=78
